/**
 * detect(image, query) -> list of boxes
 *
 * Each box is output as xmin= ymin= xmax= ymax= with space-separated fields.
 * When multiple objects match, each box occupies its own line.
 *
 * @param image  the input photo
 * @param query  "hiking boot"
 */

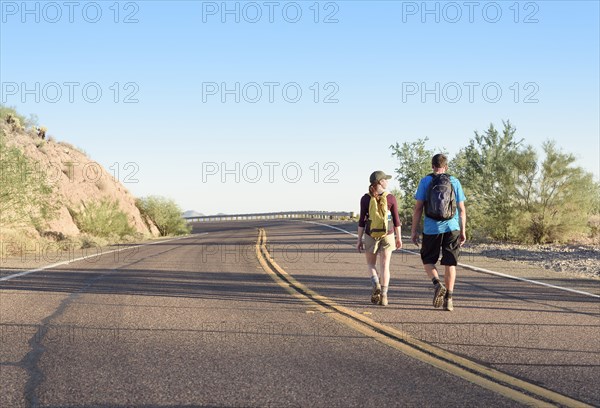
xmin=433 ymin=283 xmax=447 ymax=308
xmin=371 ymin=284 xmax=382 ymax=304
xmin=443 ymin=297 xmax=454 ymax=311
xmin=379 ymin=294 xmax=388 ymax=306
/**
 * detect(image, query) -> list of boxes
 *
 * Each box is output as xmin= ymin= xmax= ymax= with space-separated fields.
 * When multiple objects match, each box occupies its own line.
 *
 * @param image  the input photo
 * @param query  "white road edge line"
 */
xmin=303 ymin=221 xmax=600 ymax=299
xmin=0 ymin=233 xmax=208 ymax=283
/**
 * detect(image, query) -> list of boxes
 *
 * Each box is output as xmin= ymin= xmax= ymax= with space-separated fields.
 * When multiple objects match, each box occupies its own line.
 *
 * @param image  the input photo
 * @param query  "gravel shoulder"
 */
xmin=440 ymin=241 xmax=600 ymax=297
xmin=460 ymin=242 xmax=600 ymax=279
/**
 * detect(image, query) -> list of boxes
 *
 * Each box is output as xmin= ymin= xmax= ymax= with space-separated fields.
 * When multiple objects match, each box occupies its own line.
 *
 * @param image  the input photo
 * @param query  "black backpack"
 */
xmin=425 ymin=173 xmax=456 ymax=221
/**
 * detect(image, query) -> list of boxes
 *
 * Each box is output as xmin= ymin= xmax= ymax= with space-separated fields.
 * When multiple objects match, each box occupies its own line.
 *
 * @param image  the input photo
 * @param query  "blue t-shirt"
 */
xmin=414 ymin=174 xmax=466 ymax=235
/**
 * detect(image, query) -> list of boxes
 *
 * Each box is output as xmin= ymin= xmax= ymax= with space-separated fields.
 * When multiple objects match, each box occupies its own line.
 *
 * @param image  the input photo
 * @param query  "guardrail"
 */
xmin=184 ymin=211 xmax=355 ymax=222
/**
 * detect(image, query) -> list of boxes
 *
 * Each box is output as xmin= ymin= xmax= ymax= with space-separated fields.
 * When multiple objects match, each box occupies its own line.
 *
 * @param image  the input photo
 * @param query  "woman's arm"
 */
xmin=389 ymin=195 xmax=402 ymax=249
xmin=357 ymin=226 xmax=365 ymax=252
xmin=357 ymin=195 xmax=369 ymax=252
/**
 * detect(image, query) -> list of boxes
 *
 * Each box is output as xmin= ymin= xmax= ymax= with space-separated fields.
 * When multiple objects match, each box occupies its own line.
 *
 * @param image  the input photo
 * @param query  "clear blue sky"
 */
xmin=1 ymin=1 xmax=599 ymax=215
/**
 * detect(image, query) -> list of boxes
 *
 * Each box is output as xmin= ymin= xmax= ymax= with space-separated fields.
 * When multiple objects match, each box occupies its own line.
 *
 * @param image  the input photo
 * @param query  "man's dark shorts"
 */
xmin=420 ymin=231 xmax=461 ymax=266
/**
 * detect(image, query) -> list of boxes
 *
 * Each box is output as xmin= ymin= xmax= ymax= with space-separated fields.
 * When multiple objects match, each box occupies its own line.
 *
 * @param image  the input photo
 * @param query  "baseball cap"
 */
xmin=369 ymin=170 xmax=393 ymax=184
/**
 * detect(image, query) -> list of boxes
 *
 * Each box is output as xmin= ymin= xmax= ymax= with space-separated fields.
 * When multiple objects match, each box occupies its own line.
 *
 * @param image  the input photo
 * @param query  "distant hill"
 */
xmin=182 ymin=210 xmax=204 ymax=218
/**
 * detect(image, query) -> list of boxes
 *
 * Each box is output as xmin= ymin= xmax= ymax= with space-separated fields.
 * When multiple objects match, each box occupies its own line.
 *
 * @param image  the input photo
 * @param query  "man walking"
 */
xmin=411 ymin=154 xmax=466 ymax=311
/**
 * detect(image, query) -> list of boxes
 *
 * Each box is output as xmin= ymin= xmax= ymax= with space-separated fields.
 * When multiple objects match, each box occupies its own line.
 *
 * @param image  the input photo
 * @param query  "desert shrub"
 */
xmin=0 ymin=105 xmax=25 ymax=122
xmin=0 ymin=105 xmax=26 ymax=131
xmin=136 ymin=196 xmax=191 ymax=236
xmin=62 ymin=161 xmax=75 ymax=179
xmin=71 ymin=199 xmax=135 ymax=239
xmin=0 ymin=130 xmax=57 ymax=228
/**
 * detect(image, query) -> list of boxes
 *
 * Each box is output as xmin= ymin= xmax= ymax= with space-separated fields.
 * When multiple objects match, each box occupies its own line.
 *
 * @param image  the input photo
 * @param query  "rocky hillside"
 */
xmin=0 ymin=117 xmax=159 ymax=240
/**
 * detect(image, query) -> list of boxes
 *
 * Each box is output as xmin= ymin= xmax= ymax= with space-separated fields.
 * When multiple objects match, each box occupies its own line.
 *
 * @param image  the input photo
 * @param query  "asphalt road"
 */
xmin=1 ymin=220 xmax=598 ymax=407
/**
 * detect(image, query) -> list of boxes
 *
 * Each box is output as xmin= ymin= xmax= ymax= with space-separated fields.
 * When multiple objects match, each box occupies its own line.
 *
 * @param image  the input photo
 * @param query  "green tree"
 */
xmin=390 ymin=137 xmax=439 ymax=226
xmin=451 ymin=121 xmax=536 ymax=241
xmin=136 ymin=196 xmax=191 ymax=236
xmin=0 ymin=130 xmax=57 ymax=229
xmin=523 ymin=141 xmax=597 ymax=243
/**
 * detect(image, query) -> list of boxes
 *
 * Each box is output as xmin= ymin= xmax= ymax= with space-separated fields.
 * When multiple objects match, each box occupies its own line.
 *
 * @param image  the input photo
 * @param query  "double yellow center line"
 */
xmin=255 ymin=228 xmax=591 ymax=408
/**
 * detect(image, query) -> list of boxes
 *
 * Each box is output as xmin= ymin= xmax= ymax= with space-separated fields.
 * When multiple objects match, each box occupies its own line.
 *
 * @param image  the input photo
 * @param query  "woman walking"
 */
xmin=356 ymin=171 xmax=402 ymax=306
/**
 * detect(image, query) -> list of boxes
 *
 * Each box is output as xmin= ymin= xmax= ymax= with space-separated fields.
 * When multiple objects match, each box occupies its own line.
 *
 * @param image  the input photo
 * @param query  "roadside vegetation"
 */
xmin=0 ymin=128 xmax=58 ymax=231
xmin=70 ymin=199 xmax=136 ymax=240
xmin=136 ymin=196 xmax=191 ymax=236
xmin=391 ymin=121 xmax=600 ymax=244
xmin=0 ymin=105 xmax=190 ymax=259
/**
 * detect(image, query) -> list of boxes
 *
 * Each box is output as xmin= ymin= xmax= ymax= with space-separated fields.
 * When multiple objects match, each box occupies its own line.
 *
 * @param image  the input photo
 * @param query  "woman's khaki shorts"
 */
xmin=364 ymin=234 xmax=395 ymax=254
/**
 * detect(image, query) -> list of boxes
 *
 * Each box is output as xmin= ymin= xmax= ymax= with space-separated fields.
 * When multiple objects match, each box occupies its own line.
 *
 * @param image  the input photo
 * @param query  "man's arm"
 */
xmin=458 ymin=201 xmax=466 ymax=246
xmin=411 ymin=200 xmax=424 ymax=246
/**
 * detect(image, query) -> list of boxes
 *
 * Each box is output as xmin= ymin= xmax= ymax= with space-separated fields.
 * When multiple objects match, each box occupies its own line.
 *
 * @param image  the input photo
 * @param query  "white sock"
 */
xmin=371 ymin=275 xmax=380 ymax=287
xmin=382 ymin=285 xmax=389 ymax=296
